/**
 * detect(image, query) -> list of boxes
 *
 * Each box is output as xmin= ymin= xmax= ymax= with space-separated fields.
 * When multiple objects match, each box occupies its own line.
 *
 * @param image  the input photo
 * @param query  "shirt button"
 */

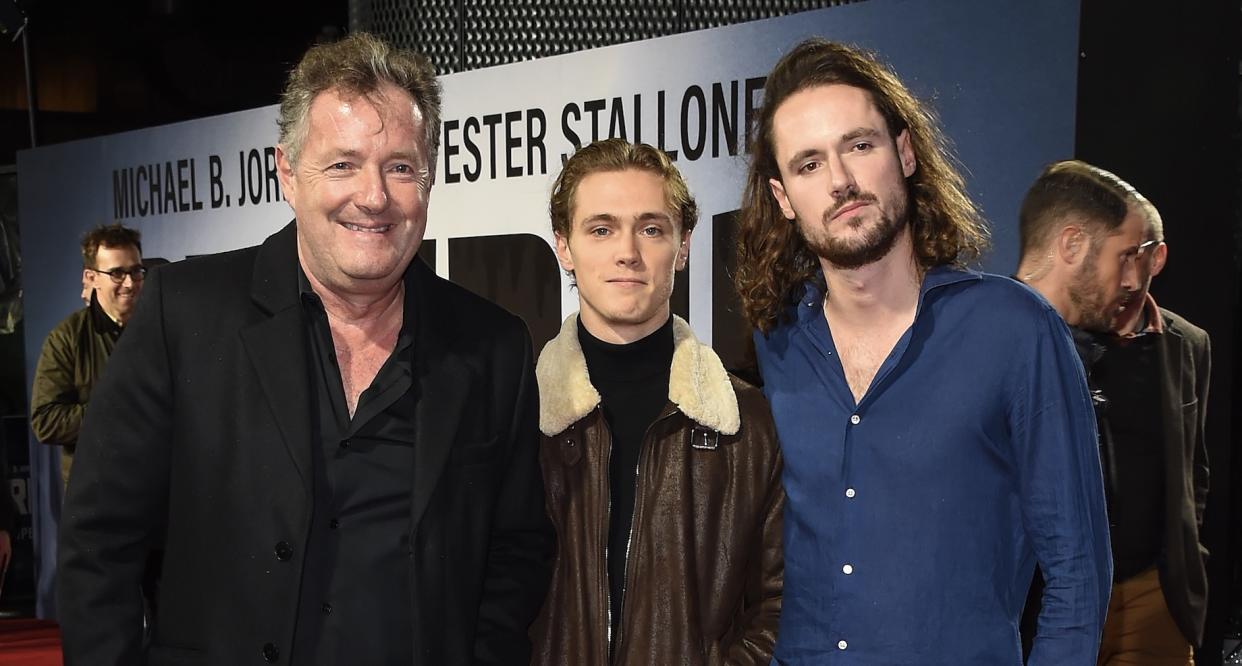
xmin=842 ymin=564 xmax=854 ymax=575
xmin=340 ymin=439 xmax=351 ymax=449
xmin=274 ymin=541 xmax=293 ymax=561
xmin=322 ymin=602 xmax=333 ymax=615
xmin=261 ymin=642 xmax=280 ymax=662
xmin=849 ymin=414 xmax=860 ymax=425
xmin=845 ymin=487 xmax=856 ymax=498
xmin=328 ymin=518 xmax=340 ymax=529
xmin=838 ymin=640 xmax=848 ymax=650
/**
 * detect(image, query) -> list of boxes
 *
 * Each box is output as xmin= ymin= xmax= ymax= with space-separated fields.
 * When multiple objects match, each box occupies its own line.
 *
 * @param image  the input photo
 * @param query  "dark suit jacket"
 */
xmin=1154 ymin=307 xmax=1211 ymax=645
xmin=57 ymin=222 xmax=553 ymax=665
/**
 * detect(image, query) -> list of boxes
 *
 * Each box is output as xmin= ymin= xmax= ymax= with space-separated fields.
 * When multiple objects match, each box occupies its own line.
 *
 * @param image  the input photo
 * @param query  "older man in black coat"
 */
xmin=57 ymin=33 xmax=552 ymax=666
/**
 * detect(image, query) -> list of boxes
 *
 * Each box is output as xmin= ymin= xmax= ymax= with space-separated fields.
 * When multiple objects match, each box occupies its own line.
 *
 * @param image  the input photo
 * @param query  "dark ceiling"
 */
xmin=0 ymin=0 xmax=348 ymax=164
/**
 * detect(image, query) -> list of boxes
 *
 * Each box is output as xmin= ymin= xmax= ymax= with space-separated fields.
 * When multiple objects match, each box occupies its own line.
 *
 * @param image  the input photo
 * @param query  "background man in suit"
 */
xmin=57 ymin=33 xmax=552 ymax=665
xmin=1018 ymin=160 xmax=1210 ymax=665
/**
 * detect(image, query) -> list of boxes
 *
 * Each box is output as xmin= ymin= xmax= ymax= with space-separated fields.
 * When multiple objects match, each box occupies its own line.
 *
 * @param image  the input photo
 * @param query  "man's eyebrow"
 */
xmin=579 ymin=213 xmax=619 ymax=226
xmin=387 ymin=150 xmax=423 ymax=163
xmin=578 ymin=211 xmax=672 ymax=225
xmin=841 ymin=127 xmax=882 ymax=143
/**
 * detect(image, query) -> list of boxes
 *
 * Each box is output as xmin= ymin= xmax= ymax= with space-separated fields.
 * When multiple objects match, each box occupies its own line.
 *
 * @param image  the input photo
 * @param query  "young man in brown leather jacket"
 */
xmin=529 ymin=138 xmax=784 ymax=665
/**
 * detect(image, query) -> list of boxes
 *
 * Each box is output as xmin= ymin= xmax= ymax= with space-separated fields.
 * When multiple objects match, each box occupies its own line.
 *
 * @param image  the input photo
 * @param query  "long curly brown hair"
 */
xmin=735 ymin=39 xmax=988 ymax=333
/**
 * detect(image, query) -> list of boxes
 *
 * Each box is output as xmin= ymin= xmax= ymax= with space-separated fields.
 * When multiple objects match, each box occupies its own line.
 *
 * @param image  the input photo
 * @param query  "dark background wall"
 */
xmin=1074 ymin=2 xmax=1240 ymax=662
xmin=0 ymin=0 xmax=1238 ymax=661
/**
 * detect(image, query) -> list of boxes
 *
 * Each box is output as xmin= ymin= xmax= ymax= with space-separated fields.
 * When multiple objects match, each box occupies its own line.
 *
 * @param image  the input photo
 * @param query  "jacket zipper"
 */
xmin=602 ymin=411 xmax=614 ymax=654
xmin=610 ymin=407 xmax=678 ymax=663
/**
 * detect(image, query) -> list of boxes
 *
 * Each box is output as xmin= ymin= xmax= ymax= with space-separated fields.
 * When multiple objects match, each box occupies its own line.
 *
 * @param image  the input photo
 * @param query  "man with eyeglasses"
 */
xmin=32 ymin=223 xmax=145 ymax=487
xmin=1017 ymin=160 xmax=1210 ymax=666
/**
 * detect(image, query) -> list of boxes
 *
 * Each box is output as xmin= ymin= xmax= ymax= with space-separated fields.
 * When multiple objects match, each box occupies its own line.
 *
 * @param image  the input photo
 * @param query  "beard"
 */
xmin=797 ymin=189 xmax=909 ymax=270
xmin=1067 ymin=250 xmax=1127 ymax=332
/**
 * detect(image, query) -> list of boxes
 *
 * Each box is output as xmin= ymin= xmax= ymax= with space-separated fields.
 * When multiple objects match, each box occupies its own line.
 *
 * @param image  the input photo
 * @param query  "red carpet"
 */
xmin=0 ymin=619 xmax=62 ymax=666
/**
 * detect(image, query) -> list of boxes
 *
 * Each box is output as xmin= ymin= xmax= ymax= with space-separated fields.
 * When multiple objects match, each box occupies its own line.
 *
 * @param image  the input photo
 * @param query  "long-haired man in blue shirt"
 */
xmin=733 ymin=39 xmax=1112 ymax=664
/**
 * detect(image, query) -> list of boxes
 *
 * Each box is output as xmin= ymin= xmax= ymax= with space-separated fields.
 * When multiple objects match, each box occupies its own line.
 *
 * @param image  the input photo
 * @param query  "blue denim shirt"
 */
xmin=756 ymin=267 xmax=1111 ymax=665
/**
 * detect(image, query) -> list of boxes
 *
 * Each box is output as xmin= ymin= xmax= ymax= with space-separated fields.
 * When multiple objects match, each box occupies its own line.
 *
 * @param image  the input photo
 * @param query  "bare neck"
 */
xmin=300 ymin=262 xmax=406 ymax=327
xmin=820 ymin=231 xmax=922 ymax=327
xmin=1017 ymin=260 xmax=1077 ymax=327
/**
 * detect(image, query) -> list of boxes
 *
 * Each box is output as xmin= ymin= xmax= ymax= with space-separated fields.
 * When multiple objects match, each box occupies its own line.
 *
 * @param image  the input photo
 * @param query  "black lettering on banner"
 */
xmin=127 ymin=167 xmax=137 ymax=218
xmin=712 ymin=81 xmax=739 ymax=158
xmin=482 ymin=113 xmax=502 ymax=179
xmin=149 ymin=163 xmax=162 ymax=215
xmin=526 ymin=109 xmax=546 ymax=177
xmin=209 ymin=155 xmax=225 ymax=208
xmin=607 ymin=96 xmax=626 ymax=141
xmin=443 ymin=119 xmax=461 ymax=184
xmin=632 ymin=94 xmax=642 ymax=144
xmin=561 ymin=103 xmax=582 ymax=164
xmin=236 ymin=151 xmax=246 ymax=207
xmin=137 ymin=165 xmax=149 ymax=217
xmin=681 ymin=85 xmax=706 ymax=161
xmin=176 ymin=159 xmax=192 ymax=212
xmin=112 ymin=169 xmax=130 ymax=219
xmin=744 ymin=76 xmax=766 ymax=148
xmin=263 ymin=147 xmax=280 ymax=202
xmin=190 ymin=158 xmax=204 ymax=210
xmin=657 ymin=90 xmax=678 ymax=161
xmin=504 ymin=110 xmax=522 ymax=178
xmin=247 ymin=149 xmax=263 ymax=205
xmin=583 ymin=99 xmax=606 ymax=143
xmin=162 ymin=162 xmax=176 ymax=214
xmin=464 ymin=116 xmax=482 ymax=182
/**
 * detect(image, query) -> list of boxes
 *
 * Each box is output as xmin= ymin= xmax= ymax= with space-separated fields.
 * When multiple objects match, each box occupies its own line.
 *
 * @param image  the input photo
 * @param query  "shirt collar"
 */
xmin=296 ymin=264 xmax=417 ymax=350
xmin=1118 ymin=292 xmax=1163 ymax=337
xmin=87 ymin=289 xmax=124 ymax=334
xmin=795 ymin=264 xmax=982 ymax=326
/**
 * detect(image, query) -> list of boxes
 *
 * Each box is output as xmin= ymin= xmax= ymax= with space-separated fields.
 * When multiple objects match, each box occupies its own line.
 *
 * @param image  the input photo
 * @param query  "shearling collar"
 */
xmin=536 ymin=314 xmax=740 ymax=437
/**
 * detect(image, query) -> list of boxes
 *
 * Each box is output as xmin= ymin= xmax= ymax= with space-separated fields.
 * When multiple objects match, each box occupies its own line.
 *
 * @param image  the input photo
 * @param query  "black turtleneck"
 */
xmin=577 ymin=315 xmax=674 ymax=644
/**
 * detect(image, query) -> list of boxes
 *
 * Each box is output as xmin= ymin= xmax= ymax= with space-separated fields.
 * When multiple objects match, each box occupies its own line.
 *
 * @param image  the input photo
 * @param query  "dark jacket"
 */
xmin=30 ymin=292 xmax=121 ymax=485
xmin=530 ymin=315 xmax=783 ymax=666
xmin=1074 ymin=305 xmax=1210 ymax=645
xmin=57 ymin=222 xmax=553 ymax=665
xmin=1150 ymin=307 xmax=1211 ymax=645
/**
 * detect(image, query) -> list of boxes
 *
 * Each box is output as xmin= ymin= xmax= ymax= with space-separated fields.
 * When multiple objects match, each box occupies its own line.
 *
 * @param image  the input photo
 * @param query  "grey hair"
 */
xmin=277 ymin=32 xmax=442 ymax=170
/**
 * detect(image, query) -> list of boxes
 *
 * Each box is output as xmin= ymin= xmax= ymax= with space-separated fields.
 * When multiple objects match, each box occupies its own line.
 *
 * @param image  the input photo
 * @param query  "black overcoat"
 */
xmin=58 ymin=222 xmax=553 ymax=665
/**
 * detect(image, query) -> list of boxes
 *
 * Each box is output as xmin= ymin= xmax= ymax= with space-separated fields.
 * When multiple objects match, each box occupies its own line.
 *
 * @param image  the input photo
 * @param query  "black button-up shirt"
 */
xmin=291 ymin=267 xmax=418 ymax=665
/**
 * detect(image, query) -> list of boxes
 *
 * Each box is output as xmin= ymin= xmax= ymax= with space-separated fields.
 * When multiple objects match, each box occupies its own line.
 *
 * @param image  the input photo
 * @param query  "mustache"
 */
xmin=822 ymin=191 xmax=880 ymax=223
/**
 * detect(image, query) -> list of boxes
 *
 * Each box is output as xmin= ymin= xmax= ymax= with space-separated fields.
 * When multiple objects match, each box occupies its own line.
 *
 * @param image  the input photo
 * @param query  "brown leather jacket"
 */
xmin=530 ymin=315 xmax=783 ymax=666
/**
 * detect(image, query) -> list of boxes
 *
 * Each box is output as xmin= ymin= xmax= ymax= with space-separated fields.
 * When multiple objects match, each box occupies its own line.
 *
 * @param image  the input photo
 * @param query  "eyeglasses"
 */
xmin=1121 ymin=239 xmax=1160 ymax=268
xmin=90 ymin=266 xmax=147 ymax=283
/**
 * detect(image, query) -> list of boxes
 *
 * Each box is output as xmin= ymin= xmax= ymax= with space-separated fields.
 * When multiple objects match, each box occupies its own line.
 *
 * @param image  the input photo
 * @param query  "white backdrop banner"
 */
xmin=17 ymin=0 xmax=1079 ymax=615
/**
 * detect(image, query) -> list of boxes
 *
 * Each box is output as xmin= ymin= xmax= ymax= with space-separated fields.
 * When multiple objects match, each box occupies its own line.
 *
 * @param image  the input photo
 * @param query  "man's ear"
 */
xmin=676 ymin=229 xmax=693 ymax=271
xmin=275 ymin=145 xmax=297 ymax=209
xmin=768 ymin=178 xmax=796 ymax=221
xmin=1149 ymin=241 xmax=1168 ymax=278
xmin=1056 ymin=225 xmax=1090 ymax=266
xmin=554 ymin=233 xmax=575 ymax=274
xmin=896 ymin=129 xmax=917 ymax=178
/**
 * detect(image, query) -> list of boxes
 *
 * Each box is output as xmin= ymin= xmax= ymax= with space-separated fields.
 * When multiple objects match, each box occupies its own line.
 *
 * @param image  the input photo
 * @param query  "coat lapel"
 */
xmin=1158 ymin=323 xmax=1187 ymax=472
xmin=239 ymin=222 xmax=313 ymax=490
xmin=408 ymin=260 xmax=470 ymax=531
